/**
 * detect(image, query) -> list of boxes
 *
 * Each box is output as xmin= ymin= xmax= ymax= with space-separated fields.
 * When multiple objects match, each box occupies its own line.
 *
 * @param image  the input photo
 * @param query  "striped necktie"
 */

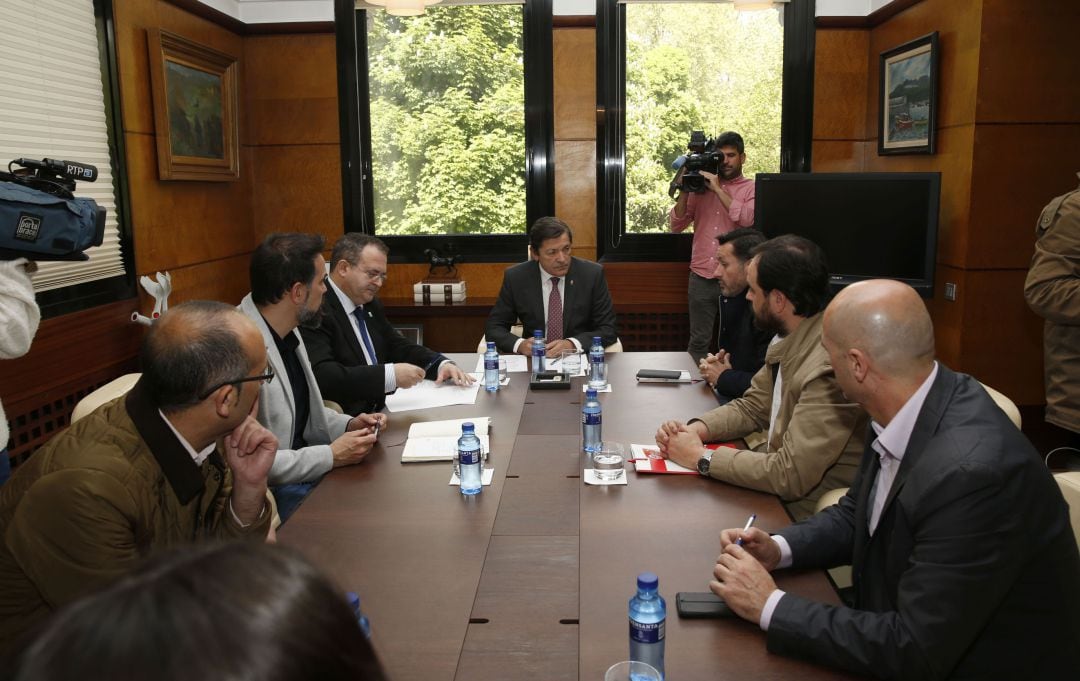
xmin=548 ymin=277 xmax=563 ymax=340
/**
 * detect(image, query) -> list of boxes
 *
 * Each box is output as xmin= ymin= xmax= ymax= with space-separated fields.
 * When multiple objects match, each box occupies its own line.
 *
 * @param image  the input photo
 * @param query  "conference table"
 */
xmin=279 ymin=352 xmax=861 ymax=681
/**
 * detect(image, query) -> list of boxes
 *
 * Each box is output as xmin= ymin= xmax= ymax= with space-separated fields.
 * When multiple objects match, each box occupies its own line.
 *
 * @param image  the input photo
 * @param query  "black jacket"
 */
xmin=713 ymin=289 xmax=771 ymax=401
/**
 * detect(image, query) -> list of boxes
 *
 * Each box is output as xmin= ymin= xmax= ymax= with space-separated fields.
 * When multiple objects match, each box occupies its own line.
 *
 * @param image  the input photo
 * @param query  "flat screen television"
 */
xmin=754 ymin=172 xmax=941 ymax=297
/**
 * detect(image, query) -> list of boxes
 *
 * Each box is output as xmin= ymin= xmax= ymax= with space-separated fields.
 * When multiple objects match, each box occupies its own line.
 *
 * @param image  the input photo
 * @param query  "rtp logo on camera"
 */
xmin=15 ymin=212 xmax=42 ymax=242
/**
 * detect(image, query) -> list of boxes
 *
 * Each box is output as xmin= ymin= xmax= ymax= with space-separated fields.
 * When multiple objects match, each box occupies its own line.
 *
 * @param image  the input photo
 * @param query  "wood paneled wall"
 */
xmin=812 ymin=0 xmax=1080 ymax=405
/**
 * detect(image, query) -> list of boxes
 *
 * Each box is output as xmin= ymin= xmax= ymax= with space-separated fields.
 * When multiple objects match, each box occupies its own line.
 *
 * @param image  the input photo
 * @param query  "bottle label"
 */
xmin=581 ymin=412 xmax=601 ymax=426
xmin=459 ymin=447 xmax=480 ymax=466
xmin=629 ymin=618 xmax=665 ymax=644
xmin=484 ymin=358 xmax=498 ymax=371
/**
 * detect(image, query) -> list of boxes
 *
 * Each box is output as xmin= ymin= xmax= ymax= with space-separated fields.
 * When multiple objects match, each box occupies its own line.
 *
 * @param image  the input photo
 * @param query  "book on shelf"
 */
xmin=413 ymin=279 xmax=466 ymax=305
xmin=401 ymin=417 xmax=491 ymax=463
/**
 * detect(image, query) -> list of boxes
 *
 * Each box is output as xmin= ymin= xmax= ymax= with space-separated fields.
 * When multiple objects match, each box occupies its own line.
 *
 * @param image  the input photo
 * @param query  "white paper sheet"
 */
xmin=385 ymin=378 xmax=482 ymax=412
xmin=401 ymin=417 xmax=491 ymax=462
xmin=472 ymin=354 xmax=530 ymax=373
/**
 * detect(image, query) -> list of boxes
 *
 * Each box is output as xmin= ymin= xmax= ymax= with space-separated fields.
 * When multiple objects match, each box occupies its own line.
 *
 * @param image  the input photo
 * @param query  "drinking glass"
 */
xmin=604 ymin=660 xmax=661 ymax=681
xmin=593 ymin=442 xmax=625 ymax=482
xmin=560 ymin=350 xmax=582 ymax=378
xmin=498 ymin=357 xmax=508 ymax=382
xmin=588 ymin=360 xmax=608 ymax=390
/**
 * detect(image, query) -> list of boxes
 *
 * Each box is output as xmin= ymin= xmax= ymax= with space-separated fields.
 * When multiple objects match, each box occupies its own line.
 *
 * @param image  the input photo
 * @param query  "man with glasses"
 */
xmin=302 ymin=233 xmax=472 ymax=417
xmin=0 ymin=302 xmax=277 ymax=653
xmin=239 ymin=233 xmax=385 ymax=520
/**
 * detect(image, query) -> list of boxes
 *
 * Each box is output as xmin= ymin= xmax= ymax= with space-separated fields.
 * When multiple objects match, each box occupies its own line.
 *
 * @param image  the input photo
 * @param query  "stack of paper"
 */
xmin=630 ymin=444 xmax=697 ymax=474
xmin=401 ymin=417 xmax=491 ymax=462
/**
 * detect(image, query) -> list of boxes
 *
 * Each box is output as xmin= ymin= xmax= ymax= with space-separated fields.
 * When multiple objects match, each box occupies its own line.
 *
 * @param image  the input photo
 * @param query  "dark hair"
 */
xmin=331 ymin=233 xmax=389 ymax=270
xmin=250 ymin=233 xmax=326 ymax=306
xmin=751 ymin=234 xmax=830 ymax=317
xmin=140 ymin=301 xmax=251 ymax=413
xmin=715 ymin=131 xmax=745 ymax=154
xmin=528 ymin=216 xmax=573 ymax=254
xmin=717 ymin=227 xmax=765 ymax=263
xmin=13 ymin=542 xmax=388 ymax=681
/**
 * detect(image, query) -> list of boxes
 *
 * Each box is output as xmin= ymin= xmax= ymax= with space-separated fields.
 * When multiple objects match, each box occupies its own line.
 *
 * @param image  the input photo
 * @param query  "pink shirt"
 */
xmin=669 ymin=175 xmax=756 ymax=278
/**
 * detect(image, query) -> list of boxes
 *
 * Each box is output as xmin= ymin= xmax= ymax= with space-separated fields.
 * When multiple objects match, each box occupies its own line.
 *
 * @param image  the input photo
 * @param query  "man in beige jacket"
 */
xmin=656 ymin=235 xmax=868 ymax=519
xmin=1024 ymin=174 xmax=1080 ymax=446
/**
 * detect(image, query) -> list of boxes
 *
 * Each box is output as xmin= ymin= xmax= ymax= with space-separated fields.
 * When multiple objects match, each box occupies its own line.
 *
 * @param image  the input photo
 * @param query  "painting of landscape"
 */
xmin=164 ymin=61 xmax=224 ymax=159
xmin=879 ymin=33 xmax=938 ymax=155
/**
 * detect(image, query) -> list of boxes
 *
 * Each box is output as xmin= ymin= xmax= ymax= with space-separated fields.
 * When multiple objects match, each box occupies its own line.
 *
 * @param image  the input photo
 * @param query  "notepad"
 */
xmin=401 ymin=417 xmax=491 ymax=462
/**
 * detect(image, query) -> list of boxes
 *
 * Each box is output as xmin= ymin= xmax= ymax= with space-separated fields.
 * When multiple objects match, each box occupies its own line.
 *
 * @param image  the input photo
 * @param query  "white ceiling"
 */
xmin=196 ymin=0 xmax=894 ymax=24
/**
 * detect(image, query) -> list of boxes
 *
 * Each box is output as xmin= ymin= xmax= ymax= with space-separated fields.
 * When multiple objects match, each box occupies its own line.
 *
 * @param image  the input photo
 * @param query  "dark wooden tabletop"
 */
xmin=279 ymin=352 xmax=861 ymax=681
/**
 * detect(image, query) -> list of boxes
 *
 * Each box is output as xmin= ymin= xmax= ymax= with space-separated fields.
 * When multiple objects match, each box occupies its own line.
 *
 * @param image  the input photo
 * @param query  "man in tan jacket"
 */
xmin=656 ymin=235 xmax=868 ymax=519
xmin=1024 ymin=175 xmax=1080 ymax=446
xmin=0 ymin=302 xmax=277 ymax=654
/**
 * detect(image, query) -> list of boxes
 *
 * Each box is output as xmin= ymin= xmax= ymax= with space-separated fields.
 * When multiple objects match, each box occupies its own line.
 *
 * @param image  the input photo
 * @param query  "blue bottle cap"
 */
xmin=586 ymin=388 xmax=598 ymax=398
xmin=345 ymin=591 xmax=360 ymax=610
xmin=593 ymin=336 xmax=601 ymax=343
xmin=637 ymin=572 xmax=658 ymax=591
xmin=462 ymin=422 xmax=475 ymax=433
xmin=486 ymin=341 xmax=495 ymax=350
xmin=533 ymin=329 xmax=543 ymax=337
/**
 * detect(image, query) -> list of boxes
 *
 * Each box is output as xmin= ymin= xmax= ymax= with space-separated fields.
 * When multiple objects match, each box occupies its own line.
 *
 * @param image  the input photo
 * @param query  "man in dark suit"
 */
xmin=485 ymin=217 xmax=617 ymax=357
xmin=711 ymin=279 xmax=1080 ymax=680
xmin=301 ymin=234 xmax=472 ymax=416
xmin=697 ymin=227 xmax=771 ymax=403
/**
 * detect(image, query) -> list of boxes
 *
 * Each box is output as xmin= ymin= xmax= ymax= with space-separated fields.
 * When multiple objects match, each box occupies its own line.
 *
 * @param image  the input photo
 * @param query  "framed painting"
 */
xmin=878 ymin=32 xmax=939 ymax=156
xmin=146 ymin=30 xmax=239 ymax=180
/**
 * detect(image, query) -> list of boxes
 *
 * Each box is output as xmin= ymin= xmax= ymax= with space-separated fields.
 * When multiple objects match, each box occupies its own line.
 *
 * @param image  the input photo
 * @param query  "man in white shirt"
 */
xmin=711 ymin=279 xmax=1080 ymax=680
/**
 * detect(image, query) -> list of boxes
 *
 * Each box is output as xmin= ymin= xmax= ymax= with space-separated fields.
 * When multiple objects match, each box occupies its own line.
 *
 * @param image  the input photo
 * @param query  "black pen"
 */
xmin=734 ymin=514 xmax=757 ymax=546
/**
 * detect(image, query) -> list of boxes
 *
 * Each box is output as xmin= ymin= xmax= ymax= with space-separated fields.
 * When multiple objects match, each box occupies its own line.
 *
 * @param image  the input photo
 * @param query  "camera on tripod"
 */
xmin=668 ymin=131 xmax=723 ymax=197
xmin=0 ymin=157 xmax=106 ymax=261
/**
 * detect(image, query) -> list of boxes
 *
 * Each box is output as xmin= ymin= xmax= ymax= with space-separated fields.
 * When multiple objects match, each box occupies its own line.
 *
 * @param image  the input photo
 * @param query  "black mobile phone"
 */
xmin=675 ymin=592 xmax=736 ymax=619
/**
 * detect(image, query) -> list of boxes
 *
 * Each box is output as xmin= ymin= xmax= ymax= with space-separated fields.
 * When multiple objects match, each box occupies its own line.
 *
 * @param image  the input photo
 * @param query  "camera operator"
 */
xmin=0 ymin=257 xmax=40 ymax=485
xmin=669 ymin=131 xmax=756 ymax=363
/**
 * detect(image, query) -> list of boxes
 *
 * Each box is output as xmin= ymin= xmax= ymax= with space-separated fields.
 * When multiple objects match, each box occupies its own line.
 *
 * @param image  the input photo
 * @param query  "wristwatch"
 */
xmin=696 ymin=449 xmax=713 ymax=476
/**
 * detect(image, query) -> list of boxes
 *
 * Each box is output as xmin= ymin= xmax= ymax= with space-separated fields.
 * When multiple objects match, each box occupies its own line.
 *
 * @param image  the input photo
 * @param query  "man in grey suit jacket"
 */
xmin=711 ymin=279 xmax=1080 ymax=680
xmin=485 ymin=217 xmax=617 ymax=357
xmin=239 ymin=233 xmax=386 ymax=520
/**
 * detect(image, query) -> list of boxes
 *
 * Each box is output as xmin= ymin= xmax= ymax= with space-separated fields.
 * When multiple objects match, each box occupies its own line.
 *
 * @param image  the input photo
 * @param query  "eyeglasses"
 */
xmin=364 ymin=270 xmax=388 ymax=282
xmin=198 ymin=366 xmax=275 ymax=400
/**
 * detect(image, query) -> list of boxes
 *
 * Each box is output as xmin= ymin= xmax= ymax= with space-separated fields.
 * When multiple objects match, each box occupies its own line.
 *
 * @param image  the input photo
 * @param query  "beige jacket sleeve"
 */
xmin=705 ymin=364 xmax=865 ymax=500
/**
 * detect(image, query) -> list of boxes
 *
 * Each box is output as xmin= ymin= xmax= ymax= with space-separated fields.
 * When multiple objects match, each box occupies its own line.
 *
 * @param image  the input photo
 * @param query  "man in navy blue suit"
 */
xmin=302 ymin=234 xmax=472 ymax=416
xmin=485 ymin=217 xmax=617 ymax=357
xmin=711 ymin=279 xmax=1080 ymax=680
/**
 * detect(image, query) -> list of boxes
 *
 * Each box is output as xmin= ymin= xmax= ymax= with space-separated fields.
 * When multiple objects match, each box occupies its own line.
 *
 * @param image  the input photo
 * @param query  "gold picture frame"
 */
xmin=146 ymin=29 xmax=239 ymax=181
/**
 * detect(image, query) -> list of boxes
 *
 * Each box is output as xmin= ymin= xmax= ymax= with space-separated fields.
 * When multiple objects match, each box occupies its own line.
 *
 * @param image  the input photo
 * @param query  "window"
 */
xmin=597 ymin=0 xmax=815 ymax=259
xmin=0 ymin=0 xmax=133 ymax=315
xmin=337 ymin=0 xmax=554 ymax=261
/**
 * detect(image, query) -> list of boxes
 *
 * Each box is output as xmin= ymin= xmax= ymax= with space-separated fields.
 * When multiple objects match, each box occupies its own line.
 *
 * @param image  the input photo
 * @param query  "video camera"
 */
xmin=0 ymin=157 xmax=106 ymax=261
xmin=668 ymin=131 xmax=723 ymax=197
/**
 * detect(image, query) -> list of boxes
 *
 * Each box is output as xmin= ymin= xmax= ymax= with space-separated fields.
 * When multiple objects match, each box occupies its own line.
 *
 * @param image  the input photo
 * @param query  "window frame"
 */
xmin=595 ymin=0 xmax=816 ymax=262
xmin=333 ymin=0 xmax=554 ymax=263
xmin=24 ymin=0 xmax=136 ymax=319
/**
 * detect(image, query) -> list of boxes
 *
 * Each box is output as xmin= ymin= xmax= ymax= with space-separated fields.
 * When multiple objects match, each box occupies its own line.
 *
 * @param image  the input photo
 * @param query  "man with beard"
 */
xmin=240 ymin=233 xmax=385 ymax=520
xmin=698 ymin=227 xmax=773 ymax=403
xmin=302 ymin=233 xmax=472 ymax=417
xmin=670 ymin=131 xmax=756 ymax=362
xmin=655 ymin=236 xmax=868 ymax=519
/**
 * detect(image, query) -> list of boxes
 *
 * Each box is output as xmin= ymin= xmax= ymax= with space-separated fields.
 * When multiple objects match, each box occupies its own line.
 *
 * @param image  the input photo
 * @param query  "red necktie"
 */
xmin=548 ymin=277 xmax=563 ymax=340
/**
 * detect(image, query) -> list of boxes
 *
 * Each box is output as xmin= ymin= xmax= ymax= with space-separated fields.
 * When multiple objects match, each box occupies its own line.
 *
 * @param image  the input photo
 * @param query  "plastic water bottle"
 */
xmin=458 ymin=422 xmax=483 ymax=495
xmin=582 ymin=387 xmax=601 ymax=453
xmin=531 ymin=329 xmax=546 ymax=374
xmin=588 ymin=335 xmax=606 ymax=389
xmin=483 ymin=341 xmax=499 ymax=392
xmin=345 ymin=591 xmax=372 ymax=639
xmin=628 ymin=572 xmax=665 ymax=679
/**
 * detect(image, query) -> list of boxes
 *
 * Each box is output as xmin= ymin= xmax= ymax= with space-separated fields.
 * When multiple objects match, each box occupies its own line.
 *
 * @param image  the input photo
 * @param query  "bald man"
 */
xmin=710 ymin=280 xmax=1080 ymax=680
xmin=0 ymin=302 xmax=278 ymax=653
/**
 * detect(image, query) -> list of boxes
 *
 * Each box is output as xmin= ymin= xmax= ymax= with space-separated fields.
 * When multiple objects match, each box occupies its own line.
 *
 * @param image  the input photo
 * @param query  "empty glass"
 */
xmin=593 ymin=442 xmax=625 ymax=482
xmin=604 ymin=660 xmax=661 ymax=681
xmin=498 ymin=356 xmax=508 ymax=382
xmin=560 ymin=350 xmax=582 ymax=377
